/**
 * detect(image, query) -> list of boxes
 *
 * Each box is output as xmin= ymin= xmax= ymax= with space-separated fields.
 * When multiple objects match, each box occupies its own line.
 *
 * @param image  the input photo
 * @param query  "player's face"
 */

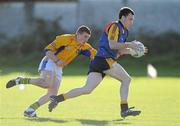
xmin=124 ymin=13 xmax=134 ymax=29
xmin=77 ymin=32 xmax=90 ymax=44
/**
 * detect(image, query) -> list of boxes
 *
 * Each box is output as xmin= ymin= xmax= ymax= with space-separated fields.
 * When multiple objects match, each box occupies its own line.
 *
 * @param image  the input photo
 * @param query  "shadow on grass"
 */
xmin=25 ymin=117 xmax=67 ymax=123
xmin=24 ymin=117 xmax=130 ymax=125
xmin=76 ymin=118 xmax=130 ymax=126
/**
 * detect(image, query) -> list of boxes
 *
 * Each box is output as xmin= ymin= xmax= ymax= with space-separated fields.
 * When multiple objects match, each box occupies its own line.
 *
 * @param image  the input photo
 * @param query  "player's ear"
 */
xmin=122 ymin=16 xmax=126 ymax=23
xmin=76 ymin=32 xmax=81 ymax=36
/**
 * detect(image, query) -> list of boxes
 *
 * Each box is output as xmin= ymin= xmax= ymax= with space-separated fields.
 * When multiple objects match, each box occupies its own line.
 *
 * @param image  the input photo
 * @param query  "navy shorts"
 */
xmin=88 ymin=56 xmax=111 ymax=78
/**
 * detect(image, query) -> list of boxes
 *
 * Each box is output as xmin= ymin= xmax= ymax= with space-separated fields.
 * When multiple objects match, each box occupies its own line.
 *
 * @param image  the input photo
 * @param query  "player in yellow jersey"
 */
xmin=6 ymin=25 xmax=96 ymax=117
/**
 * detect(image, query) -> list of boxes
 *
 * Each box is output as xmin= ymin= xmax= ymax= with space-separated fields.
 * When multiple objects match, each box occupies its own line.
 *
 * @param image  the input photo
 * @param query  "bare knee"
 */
xmin=83 ymin=89 xmax=92 ymax=95
xmin=121 ymin=75 xmax=131 ymax=85
xmin=81 ymin=86 xmax=94 ymax=95
xmin=126 ymin=75 xmax=131 ymax=83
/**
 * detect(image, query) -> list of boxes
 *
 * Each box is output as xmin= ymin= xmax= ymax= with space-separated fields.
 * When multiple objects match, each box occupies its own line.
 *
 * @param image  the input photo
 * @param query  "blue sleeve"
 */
xmin=78 ymin=49 xmax=91 ymax=58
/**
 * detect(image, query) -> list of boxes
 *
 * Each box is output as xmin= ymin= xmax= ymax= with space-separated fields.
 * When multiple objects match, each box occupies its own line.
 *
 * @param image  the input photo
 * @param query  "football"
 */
xmin=130 ymin=41 xmax=145 ymax=58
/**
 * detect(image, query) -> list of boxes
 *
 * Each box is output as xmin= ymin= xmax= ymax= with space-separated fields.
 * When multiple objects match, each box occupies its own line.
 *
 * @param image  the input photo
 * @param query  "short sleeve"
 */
xmin=107 ymin=23 xmax=119 ymax=42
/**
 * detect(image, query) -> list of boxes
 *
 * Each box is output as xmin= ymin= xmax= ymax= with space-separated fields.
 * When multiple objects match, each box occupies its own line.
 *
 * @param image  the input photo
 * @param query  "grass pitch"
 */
xmin=0 ymin=68 xmax=180 ymax=126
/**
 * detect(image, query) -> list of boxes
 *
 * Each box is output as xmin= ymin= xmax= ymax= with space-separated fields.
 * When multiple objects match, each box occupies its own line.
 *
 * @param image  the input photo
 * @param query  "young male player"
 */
xmin=48 ymin=7 xmax=148 ymax=118
xmin=6 ymin=25 xmax=96 ymax=117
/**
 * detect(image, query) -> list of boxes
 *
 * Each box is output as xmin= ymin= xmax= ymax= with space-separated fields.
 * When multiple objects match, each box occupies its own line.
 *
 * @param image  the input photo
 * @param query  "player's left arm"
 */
xmin=79 ymin=43 xmax=97 ymax=60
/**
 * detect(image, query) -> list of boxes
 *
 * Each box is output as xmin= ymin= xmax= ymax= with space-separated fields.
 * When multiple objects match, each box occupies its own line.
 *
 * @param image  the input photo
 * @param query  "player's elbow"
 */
xmin=81 ymin=86 xmax=94 ymax=95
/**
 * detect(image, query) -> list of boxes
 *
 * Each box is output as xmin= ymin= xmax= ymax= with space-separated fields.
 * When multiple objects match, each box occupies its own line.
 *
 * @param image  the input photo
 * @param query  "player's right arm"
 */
xmin=45 ymin=50 xmax=65 ymax=67
xmin=107 ymin=23 xmax=138 ymax=50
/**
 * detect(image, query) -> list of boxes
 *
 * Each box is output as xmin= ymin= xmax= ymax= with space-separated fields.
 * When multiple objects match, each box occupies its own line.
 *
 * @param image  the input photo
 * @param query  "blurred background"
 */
xmin=0 ymin=0 xmax=180 ymax=76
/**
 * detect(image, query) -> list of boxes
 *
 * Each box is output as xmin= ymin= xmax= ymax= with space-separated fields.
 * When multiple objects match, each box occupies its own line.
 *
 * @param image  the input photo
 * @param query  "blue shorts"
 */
xmin=88 ymin=56 xmax=111 ymax=78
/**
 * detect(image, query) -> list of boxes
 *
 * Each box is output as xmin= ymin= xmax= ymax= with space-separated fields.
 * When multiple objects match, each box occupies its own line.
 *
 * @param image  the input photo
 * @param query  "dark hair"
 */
xmin=119 ymin=7 xmax=134 ymax=19
xmin=76 ymin=25 xmax=91 ymax=35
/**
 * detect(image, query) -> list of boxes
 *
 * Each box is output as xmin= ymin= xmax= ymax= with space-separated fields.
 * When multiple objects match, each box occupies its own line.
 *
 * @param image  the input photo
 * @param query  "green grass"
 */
xmin=0 ymin=68 xmax=180 ymax=126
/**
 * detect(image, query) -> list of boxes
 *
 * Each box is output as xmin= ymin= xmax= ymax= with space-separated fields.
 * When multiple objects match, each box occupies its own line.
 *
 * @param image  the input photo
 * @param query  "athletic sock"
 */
xmin=56 ymin=94 xmax=65 ymax=103
xmin=19 ymin=78 xmax=30 ymax=84
xmin=29 ymin=102 xmax=40 ymax=111
xmin=121 ymin=101 xmax=128 ymax=112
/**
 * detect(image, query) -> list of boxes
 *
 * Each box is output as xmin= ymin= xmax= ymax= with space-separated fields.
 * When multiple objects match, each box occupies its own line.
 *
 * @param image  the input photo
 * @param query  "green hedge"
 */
xmin=0 ymin=18 xmax=180 ymax=66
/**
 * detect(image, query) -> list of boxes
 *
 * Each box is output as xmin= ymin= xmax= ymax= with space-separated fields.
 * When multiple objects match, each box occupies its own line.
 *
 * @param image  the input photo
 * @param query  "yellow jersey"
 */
xmin=45 ymin=34 xmax=97 ymax=66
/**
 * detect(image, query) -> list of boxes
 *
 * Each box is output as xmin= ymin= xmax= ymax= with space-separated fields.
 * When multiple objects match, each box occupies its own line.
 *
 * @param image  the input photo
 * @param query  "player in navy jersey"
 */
xmin=48 ymin=7 xmax=148 ymax=118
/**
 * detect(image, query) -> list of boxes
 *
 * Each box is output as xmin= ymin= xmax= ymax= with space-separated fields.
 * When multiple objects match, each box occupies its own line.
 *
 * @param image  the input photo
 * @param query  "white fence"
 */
xmin=0 ymin=0 xmax=180 ymax=38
